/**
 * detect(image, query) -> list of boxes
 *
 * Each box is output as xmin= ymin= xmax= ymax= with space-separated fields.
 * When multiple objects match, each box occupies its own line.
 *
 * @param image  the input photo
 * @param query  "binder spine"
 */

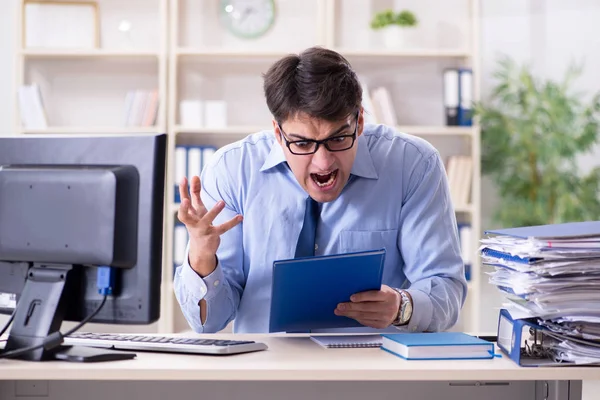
xmin=481 ymin=247 xmax=534 ymax=264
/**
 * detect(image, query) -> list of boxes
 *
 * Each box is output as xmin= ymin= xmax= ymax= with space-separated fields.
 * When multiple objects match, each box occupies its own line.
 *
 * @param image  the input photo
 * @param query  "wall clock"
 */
xmin=220 ymin=0 xmax=276 ymax=39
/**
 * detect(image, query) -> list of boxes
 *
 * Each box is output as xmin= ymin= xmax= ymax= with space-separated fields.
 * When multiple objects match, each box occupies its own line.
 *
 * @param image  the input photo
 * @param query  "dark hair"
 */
xmin=262 ymin=46 xmax=362 ymax=124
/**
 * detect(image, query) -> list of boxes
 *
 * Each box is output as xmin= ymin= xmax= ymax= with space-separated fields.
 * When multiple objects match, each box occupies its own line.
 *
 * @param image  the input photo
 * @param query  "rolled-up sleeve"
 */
xmin=398 ymin=151 xmax=468 ymax=332
xmin=173 ymin=151 xmax=246 ymax=333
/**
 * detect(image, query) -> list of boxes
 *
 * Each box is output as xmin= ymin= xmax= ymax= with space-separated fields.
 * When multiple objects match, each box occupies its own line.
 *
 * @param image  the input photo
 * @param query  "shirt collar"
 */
xmin=259 ymin=138 xmax=287 ymax=172
xmin=350 ymin=134 xmax=378 ymax=179
xmin=259 ymin=134 xmax=378 ymax=180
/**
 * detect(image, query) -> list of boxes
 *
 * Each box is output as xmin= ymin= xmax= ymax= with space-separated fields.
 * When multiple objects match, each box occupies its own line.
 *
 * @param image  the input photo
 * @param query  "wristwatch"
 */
xmin=392 ymin=289 xmax=413 ymax=326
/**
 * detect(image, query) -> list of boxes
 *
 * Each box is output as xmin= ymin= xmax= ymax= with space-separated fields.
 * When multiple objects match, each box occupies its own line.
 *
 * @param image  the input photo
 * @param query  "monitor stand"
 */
xmin=1 ymin=263 xmax=135 ymax=362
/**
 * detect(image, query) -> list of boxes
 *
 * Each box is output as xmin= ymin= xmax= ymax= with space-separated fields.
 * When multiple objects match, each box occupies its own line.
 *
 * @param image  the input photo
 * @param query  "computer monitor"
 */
xmin=0 ymin=133 xmax=167 ymax=362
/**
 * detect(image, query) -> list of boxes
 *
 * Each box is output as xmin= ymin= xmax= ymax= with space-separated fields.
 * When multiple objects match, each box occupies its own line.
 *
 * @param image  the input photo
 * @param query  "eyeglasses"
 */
xmin=278 ymin=111 xmax=359 ymax=155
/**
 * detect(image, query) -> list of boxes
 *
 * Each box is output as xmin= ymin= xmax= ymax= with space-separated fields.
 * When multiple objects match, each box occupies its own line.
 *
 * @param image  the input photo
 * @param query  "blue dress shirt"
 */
xmin=173 ymin=124 xmax=468 ymax=333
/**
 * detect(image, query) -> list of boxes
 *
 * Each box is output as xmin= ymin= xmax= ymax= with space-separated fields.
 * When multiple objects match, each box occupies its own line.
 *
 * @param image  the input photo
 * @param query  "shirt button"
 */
xmin=213 ymin=280 xmax=220 ymax=287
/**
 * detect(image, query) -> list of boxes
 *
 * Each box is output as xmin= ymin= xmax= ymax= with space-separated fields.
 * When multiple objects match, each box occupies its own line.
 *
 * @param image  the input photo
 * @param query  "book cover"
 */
xmin=381 ymin=332 xmax=495 ymax=360
xmin=269 ymin=248 xmax=386 ymax=333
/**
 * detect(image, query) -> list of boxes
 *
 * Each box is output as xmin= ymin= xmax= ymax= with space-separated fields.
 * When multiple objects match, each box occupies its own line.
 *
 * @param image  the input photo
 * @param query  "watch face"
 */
xmin=220 ymin=0 xmax=276 ymax=39
xmin=401 ymin=300 xmax=413 ymax=323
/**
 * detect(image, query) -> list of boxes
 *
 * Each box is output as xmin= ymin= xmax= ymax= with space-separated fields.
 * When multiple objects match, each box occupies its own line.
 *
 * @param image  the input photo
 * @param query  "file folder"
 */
xmin=497 ymin=308 xmax=600 ymax=367
xmin=269 ymin=248 xmax=386 ymax=333
xmin=485 ymin=221 xmax=600 ymax=240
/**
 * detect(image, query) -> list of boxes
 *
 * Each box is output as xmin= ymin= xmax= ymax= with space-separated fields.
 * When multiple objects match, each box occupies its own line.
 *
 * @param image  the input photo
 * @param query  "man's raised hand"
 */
xmin=177 ymin=175 xmax=242 ymax=276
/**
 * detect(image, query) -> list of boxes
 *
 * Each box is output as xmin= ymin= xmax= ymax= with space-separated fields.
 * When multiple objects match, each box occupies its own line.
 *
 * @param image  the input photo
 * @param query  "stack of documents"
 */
xmin=480 ymin=221 xmax=600 ymax=364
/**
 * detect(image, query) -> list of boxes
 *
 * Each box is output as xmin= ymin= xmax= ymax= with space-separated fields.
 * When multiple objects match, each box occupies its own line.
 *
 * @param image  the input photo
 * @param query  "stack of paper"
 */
xmin=480 ymin=221 xmax=600 ymax=364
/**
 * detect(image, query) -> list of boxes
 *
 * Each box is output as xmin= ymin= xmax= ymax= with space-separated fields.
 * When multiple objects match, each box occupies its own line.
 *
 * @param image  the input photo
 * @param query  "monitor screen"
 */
xmin=0 ymin=133 xmax=167 ymax=361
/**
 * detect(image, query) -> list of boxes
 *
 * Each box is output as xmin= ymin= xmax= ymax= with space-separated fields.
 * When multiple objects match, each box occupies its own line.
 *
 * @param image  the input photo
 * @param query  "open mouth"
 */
xmin=310 ymin=169 xmax=338 ymax=188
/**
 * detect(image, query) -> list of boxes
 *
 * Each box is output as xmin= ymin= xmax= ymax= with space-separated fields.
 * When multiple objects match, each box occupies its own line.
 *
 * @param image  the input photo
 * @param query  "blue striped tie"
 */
xmin=294 ymin=196 xmax=319 ymax=258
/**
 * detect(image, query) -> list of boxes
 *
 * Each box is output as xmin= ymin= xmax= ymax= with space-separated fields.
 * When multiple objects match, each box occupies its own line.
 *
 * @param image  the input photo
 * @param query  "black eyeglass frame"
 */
xmin=277 ymin=111 xmax=360 ymax=155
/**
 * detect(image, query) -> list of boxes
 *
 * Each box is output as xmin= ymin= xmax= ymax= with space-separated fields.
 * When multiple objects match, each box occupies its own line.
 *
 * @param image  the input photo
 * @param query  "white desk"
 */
xmin=0 ymin=334 xmax=597 ymax=400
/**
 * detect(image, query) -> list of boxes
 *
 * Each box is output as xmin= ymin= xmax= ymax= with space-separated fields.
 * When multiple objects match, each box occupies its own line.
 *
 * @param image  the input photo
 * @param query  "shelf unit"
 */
xmin=11 ymin=0 xmax=482 ymax=334
xmin=166 ymin=0 xmax=482 ymax=334
xmin=11 ymin=0 xmax=170 ymax=334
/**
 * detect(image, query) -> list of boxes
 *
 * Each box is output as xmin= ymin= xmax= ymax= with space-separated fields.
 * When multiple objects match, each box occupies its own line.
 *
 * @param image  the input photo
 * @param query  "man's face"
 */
xmin=273 ymin=109 xmax=364 ymax=203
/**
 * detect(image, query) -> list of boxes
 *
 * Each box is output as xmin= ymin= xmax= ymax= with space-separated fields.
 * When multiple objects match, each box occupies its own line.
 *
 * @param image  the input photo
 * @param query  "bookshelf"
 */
xmin=12 ymin=0 xmax=169 ymax=334
xmin=12 ymin=0 xmax=482 ymax=334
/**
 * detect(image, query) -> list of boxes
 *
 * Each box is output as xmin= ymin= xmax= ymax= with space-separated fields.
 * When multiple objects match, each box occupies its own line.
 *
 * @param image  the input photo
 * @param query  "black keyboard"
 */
xmin=64 ymin=332 xmax=268 ymax=355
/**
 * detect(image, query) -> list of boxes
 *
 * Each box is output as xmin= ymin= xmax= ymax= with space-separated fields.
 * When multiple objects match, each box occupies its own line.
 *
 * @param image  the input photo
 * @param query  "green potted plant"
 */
xmin=370 ymin=9 xmax=418 ymax=49
xmin=474 ymin=55 xmax=600 ymax=228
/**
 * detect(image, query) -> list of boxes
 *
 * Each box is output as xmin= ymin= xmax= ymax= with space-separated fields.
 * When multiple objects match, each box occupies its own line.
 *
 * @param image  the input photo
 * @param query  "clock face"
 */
xmin=220 ymin=0 xmax=276 ymax=39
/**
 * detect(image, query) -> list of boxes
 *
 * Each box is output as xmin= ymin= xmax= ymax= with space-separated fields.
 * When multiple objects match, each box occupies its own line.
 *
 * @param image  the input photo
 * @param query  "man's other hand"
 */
xmin=334 ymin=285 xmax=401 ymax=329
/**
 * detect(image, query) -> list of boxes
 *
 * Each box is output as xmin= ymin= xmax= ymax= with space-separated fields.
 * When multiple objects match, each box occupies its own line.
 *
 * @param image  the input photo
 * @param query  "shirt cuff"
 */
xmin=180 ymin=258 xmax=225 ymax=303
xmin=405 ymin=288 xmax=433 ymax=332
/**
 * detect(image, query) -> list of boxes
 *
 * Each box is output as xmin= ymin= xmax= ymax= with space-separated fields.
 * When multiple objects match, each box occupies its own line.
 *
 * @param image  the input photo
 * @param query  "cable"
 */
xmin=0 ymin=309 xmax=15 ymax=338
xmin=64 ymin=295 xmax=107 ymax=337
xmin=0 ymin=266 xmax=114 ymax=360
xmin=0 ymin=295 xmax=107 ymax=360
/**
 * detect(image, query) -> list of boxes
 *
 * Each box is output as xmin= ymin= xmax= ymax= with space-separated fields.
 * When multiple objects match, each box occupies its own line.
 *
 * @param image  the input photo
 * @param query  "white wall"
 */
xmin=0 ymin=0 xmax=17 ymax=135
xmin=478 ymin=0 xmax=600 ymax=333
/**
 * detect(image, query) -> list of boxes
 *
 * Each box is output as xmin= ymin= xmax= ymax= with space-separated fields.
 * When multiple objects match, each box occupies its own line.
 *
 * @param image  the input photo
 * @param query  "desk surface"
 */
xmin=1 ymin=334 xmax=599 ymax=381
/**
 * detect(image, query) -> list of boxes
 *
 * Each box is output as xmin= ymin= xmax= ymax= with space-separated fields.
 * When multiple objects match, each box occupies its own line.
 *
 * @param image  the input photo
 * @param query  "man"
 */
xmin=174 ymin=46 xmax=467 ymax=334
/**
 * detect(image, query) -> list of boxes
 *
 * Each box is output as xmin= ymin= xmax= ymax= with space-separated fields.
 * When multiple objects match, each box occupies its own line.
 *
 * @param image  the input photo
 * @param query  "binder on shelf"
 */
xmin=443 ymin=68 xmax=473 ymax=127
xmin=457 ymin=68 xmax=473 ymax=126
xmin=457 ymin=223 xmax=472 ymax=281
xmin=173 ymin=221 xmax=188 ymax=277
xmin=173 ymin=145 xmax=187 ymax=203
xmin=443 ymin=69 xmax=459 ymax=126
xmin=173 ymin=145 xmax=218 ymax=203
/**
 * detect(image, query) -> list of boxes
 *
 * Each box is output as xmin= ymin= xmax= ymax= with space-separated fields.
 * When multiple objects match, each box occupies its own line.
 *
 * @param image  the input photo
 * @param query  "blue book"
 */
xmin=269 ymin=248 xmax=385 ymax=333
xmin=381 ymin=332 xmax=495 ymax=360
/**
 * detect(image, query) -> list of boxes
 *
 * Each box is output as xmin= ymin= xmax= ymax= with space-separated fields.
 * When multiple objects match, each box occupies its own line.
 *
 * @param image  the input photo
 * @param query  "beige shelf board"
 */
xmin=20 ymin=126 xmax=164 ymax=134
xmin=397 ymin=126 xmax=475 ymax=136
xmin=21 ymin=48 xmax=161 ymax=58
xmin=335 ymin=48 xmax=472 ymax=59
xmin=174 ymin=125 xmax=268 ymax=135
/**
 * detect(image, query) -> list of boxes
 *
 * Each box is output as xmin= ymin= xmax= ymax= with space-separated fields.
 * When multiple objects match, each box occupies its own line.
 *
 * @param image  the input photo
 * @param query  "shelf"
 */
xmin=174 ymin=125 xmax=268 ymax=135
xmin=176 ymin=48 xmax=471 ymax=60
xmin=20 ymin=126 xmax=164 ymax=134
xmin=177 ymin=48 xmax=291 ymax=59
xmin=21 ymin=49 xmax=161 ymax=59
xmin=454 ymin=204 xmax=474 ymax=213
xmin=398 ymin=126 xmax=474 ymax=136
xmin=174 ymin=125 xmax=474 ymax=137
xmin=334 ymin=48 xmax=472 ymax=59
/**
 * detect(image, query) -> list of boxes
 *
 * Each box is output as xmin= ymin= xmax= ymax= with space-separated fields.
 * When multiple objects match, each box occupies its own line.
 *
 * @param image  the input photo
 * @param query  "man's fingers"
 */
xmin=177 ymin=199 xmax=198 ymax=225
xmin=214 ymin=215 xmax=243 ymax=235
xmin=337 ymin=301 xmax=381 ymax=313
xmin=189 ymin=176 xmax=206 ymax=214
xmin=335 ymin=309 xmax=376 ymax=321
xmin=179 ymin=177 xmax=191 ymax=203
xmin=202 ymin=200 xmax=226 ymax=224
xmin=350 ymin=290 xmax=386 ymax=303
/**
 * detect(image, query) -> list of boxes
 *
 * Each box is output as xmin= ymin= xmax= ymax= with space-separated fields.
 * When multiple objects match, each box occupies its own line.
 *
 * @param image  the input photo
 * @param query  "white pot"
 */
xmin=382 ymin=25 xmax=404 ymax=49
